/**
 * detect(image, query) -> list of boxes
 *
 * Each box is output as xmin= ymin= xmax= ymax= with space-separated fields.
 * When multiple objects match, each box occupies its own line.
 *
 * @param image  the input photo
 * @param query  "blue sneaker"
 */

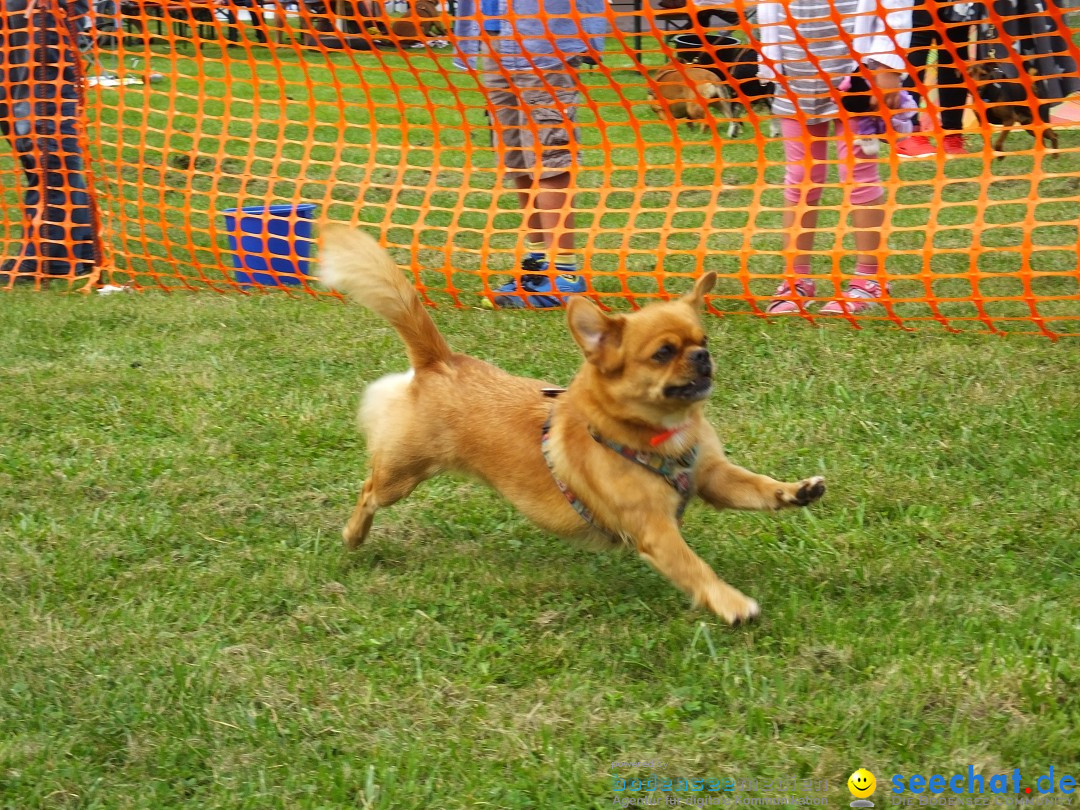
xmin=492 ymin=257 xmax=586 ymax=309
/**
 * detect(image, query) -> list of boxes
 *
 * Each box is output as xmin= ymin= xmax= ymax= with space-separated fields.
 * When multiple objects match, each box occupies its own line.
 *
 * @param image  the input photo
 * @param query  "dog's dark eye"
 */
xmin=652 ymin=344 xmax=677 ymax=363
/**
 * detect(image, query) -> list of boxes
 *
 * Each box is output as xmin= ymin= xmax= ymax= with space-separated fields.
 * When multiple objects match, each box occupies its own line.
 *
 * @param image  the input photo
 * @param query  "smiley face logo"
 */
xmin=848 ymin=769 xmax=877 ymax=799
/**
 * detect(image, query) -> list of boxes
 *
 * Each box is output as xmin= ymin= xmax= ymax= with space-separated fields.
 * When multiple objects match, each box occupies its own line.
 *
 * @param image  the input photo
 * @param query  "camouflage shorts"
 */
xmin=480 ymin=65 xmax=582 ymax=179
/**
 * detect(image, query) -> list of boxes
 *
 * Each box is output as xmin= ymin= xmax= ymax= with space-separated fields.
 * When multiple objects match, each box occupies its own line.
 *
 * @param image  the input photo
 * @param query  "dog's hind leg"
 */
xmin=347 ymin=369 xmax=444 ymax=548
xmin=343 ymin=457 xmax=436 ymax=549
xmin=1043 ymin=127 xmax=1059 ymax=157
xmin=345 ymin=369 xmax=441 ymax=548
xmin=993 ymin=127 xmax=1011 ymax=158
xmin=727 ymin=112 xmax=744 ymax=139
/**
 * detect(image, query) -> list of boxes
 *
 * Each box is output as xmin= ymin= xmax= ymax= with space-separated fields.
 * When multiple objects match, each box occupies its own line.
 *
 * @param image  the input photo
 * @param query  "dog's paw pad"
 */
xmin=791 ymin=475 xmax=826 ymax=506
xmin=705 ymin=589 xmax=760 ymax=626
xmin=725 ymin=597 xmax=760 ymax=626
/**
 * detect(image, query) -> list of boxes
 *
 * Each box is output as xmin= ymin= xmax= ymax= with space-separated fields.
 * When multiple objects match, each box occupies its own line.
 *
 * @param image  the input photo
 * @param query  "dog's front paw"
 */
xmin=778 ymin=475 xmax=826 ymax=508
xmin=701 ymin=584 xmax=760 ymax=626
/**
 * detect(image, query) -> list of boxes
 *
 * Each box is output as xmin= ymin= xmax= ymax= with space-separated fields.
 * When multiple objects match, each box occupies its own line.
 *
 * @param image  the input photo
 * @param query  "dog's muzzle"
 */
xmin=690 ymin=348 xmax=712 ymax=377
xmin=664 ymin=349 xmax=713 ymax=400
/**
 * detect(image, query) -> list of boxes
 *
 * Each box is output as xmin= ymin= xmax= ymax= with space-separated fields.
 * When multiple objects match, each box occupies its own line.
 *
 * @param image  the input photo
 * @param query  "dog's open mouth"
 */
xmin=663 ymin=376 xmax=713 ymax=400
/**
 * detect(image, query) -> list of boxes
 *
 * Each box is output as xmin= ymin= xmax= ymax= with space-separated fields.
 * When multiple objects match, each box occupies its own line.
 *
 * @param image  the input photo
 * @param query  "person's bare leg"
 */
xmin=514 ymin=175 xmax=545 ymax=247
xmin=763 ymin=202 xmax=821 ymax=313
xmin=782 ymin=204 xmax=820 ymax=268
xmin=851 ymin=196 xmax=885 ymax=266
xmin=514 ymin=171 xmax=574 ymax=252
xmin=820 ymin=195 xmax=889 ymax=314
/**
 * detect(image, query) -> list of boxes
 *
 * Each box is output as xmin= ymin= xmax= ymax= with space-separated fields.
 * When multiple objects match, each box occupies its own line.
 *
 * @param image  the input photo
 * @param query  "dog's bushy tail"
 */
xmin=318 ymin=224 xmax=452 ymax=370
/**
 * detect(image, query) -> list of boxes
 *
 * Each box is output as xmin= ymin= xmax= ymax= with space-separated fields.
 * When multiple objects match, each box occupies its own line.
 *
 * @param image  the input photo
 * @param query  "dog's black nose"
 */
xmin=691 ymin=348 xmax=712 ymax=375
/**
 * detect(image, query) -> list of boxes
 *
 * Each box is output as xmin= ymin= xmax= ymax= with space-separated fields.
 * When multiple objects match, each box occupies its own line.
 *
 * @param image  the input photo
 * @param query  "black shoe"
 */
xmin=519 ymin=255 xmax=549 ymax=286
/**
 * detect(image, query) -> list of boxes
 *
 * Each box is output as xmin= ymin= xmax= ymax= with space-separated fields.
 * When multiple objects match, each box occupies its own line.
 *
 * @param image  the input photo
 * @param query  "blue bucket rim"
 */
xmin=222 ymin=202 xmax=318 ymax=217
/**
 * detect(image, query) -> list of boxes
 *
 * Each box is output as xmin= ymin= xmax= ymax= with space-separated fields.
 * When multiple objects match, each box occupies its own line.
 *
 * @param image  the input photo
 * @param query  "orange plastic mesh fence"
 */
xmin=2 ymin=0 xmax=1080 ymax=335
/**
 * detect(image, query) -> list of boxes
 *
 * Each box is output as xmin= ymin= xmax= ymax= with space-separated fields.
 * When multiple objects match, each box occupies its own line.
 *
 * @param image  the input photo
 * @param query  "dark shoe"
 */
xmin=491 ymin=256 xmax=585 ymax=309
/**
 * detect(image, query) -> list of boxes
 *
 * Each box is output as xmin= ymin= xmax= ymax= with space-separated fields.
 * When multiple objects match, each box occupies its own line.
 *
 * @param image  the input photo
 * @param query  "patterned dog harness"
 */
xmin=540 ymin=412 xmax=699 ymax=538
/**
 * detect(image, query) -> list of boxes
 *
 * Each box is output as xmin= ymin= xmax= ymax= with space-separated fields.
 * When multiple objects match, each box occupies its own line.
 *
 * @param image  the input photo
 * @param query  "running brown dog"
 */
xmin=319 ymin=225 xmax=827 ymax=624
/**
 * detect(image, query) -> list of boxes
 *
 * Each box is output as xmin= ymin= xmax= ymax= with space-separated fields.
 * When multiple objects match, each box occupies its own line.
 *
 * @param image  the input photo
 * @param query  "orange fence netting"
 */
xmin=2 ymin=0 xmax=1080 ymax=335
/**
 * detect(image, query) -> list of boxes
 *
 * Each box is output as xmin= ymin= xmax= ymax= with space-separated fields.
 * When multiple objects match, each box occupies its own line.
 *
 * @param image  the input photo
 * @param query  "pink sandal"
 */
xmin=819 ymin=277 xmax=889 ymax=315
xmin=765 ymin=278 xmax=817 ymax=315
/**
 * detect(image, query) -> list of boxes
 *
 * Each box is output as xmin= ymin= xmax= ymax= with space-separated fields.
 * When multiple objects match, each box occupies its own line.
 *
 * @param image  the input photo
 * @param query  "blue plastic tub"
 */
xmin=222 ymin=203 xmax=317 ymax=286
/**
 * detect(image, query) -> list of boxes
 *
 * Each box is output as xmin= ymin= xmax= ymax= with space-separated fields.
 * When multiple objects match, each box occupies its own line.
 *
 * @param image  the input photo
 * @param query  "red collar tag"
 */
xmin=649 ymin=424 xmax=687 ymax=447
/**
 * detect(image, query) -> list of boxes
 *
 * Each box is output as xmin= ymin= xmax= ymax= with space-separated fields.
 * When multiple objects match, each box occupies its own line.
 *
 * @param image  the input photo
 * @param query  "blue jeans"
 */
xmin=1 ymin=0 xmax=99 ymax=276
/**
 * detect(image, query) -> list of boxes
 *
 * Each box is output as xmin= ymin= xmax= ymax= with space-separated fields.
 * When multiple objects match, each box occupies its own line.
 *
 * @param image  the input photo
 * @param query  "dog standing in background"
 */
xmin=648 ymin=63 xmax=729 ymax=128
xmin=967 ymin=61 xmax=1059 ymax=156
xmin=387 ymin=0 xmax=446 ymax=46
xmin=671 ymin=41 xmax=775 ymax=137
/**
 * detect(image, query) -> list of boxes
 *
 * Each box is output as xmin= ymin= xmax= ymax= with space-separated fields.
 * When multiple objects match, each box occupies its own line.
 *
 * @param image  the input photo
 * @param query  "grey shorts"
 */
xmin=480 ymin=64 xmax=582 ymax=179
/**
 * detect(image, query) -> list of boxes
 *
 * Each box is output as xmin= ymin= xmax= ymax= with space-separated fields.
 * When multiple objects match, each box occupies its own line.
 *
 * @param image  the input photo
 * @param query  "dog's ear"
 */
xmin=682 ymin=271 xmax=717 ymax=309
xmin=567 ymin=298 xmax=625 ymax=371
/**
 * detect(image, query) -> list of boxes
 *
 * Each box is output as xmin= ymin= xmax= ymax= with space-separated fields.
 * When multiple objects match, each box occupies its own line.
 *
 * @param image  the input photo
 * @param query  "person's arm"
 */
xmin=851 ymin=0 xmax=912 ymax=66
xmin=751 ymin=1 xmax=781 ymax=81
xmin=868 ymin=61 xmax=904 ymax=108
xmin=577 ymin=0 xmax=610 ymax=60
xmin=852 ymin=0 xmax=914 ymax=107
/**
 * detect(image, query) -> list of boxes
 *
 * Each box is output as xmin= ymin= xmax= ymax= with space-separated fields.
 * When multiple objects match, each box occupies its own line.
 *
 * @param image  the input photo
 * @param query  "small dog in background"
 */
xmin=671 ymin=42 xmax=774 ymax=137
xmin=318 ymin=224 xmax=826 ymax=624
xmin=648 ymin=63 xmax=728 ymax=129
xmin=386 ymin=0 xmax=446 ymax=47
xmin=967 ymin=61 xmax=1059 ymax=157
xmin=712 ymin=52 xmax=774 ymax=137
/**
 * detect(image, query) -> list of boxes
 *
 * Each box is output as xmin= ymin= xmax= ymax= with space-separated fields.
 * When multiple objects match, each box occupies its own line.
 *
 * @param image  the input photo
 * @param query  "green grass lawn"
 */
xmin=1 ymin=290 xmax=1077 ymax=808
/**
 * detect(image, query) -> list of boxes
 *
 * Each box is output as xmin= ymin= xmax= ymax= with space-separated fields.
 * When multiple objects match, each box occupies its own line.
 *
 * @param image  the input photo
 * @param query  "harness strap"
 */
xmin=540 ymin=413 xmax=698 ymax=536
xmin=588 ymin=430 xmax=698 ymax=520
xmin=541 ymin=415 xmax=617 ymax=539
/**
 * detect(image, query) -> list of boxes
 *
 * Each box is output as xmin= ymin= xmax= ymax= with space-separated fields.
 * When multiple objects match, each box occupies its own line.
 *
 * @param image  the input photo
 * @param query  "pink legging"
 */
xmin=780 ymin=117 xmax=884 ymax=206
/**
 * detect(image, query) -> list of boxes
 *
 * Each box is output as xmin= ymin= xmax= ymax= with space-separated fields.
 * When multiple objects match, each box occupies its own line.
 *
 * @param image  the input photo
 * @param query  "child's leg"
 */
xmin=766 ymin=118 xmax=830 ymax=313
xmin=822 ymin=120 xmax=890 ymax=314
xmin=780 ymin=118 xmax=831 ymax=273
xmin=833 ymin=120 xmax=885 ymax=272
